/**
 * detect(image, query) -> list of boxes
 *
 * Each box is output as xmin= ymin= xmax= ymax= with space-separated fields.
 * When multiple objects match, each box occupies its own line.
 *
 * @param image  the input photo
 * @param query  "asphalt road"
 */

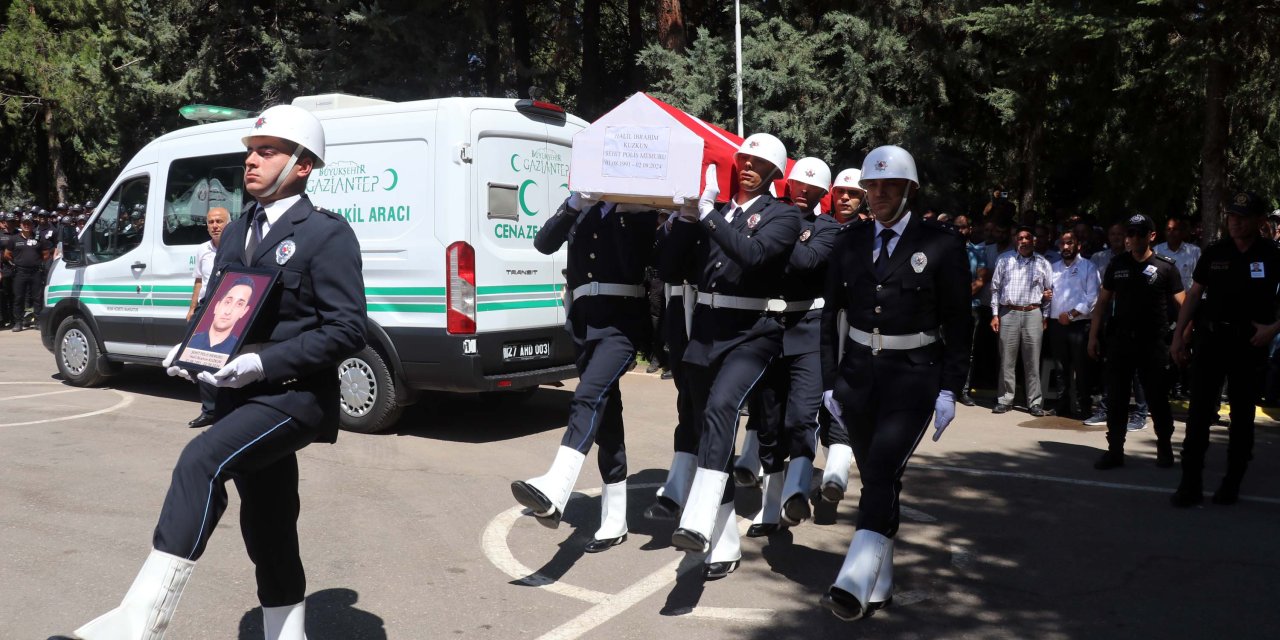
xmin=2 ymin=329 xmax=1277 ymax=639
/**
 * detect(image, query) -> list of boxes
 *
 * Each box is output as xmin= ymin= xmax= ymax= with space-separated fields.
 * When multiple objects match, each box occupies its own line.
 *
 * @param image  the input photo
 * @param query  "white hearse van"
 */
xmin=41 ymin=94 xmax=585 ymax=433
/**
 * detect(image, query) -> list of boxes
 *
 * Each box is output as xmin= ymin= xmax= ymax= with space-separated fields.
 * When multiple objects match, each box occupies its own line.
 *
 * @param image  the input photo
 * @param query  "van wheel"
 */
xmin=55 ymin=316 xmax=110 ymax=387
xmin=338 ymin=346 xmax=404 ymax=434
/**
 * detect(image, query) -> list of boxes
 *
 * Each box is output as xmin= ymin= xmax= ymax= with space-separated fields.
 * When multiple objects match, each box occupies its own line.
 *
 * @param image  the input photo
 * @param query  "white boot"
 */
xmin=511 ymin=446 xmax=585 ymax=528
xmin=70 ymin=548 xmax=196 ymax=639
xmin=263 ymin=601 xmax=307 ymax=640
xmin=733 ymin=431 xmax=763 ymax=487
xmin=751 ymin=471 xmax=784 ymax=525
xmin=704 ymin=501 xmax=741 ymax=579
xmin=867 ymin=539 xmax=894 ymax=612
xmin=586 ymin=480 xmax=628 ymax=552
xmin=655 ymin=451 xmax=697 ymax=506
xmin=824 ymin=529 xmax=891 ymax=620
xmin=779 ymin=457 xmax=814 ymax=526
xmin=821 ymin=444 xmax=853 ymax=503
xmin=672 ymin=468 xmax=729 ymax=553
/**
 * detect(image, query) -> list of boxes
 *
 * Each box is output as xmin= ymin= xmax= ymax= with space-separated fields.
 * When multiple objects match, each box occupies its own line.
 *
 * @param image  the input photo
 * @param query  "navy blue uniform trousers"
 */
xmin=664 ymin=294 xmax=698 ymax=456
xmin=755 ymin=351 xmax=823 ymax=473
xmin=152 ymin=402 xmax=315 ymax=607
xmin=560 ymin=333 xmax=636 ymax=483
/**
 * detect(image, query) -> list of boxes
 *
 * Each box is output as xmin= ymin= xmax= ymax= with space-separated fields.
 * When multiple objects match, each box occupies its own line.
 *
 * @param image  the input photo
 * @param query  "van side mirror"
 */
xmin=61 ymin=242 xmax=83 ymax=266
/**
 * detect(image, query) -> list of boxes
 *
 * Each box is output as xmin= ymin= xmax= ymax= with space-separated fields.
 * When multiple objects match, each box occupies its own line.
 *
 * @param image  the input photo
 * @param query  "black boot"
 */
xmin=1155 ymin=439 xmax=1175 ymax=468
xmin=1171 ymin=453 xmax=1204 ymax=507
xmin=1212 ymin=466 xmax=1246 ymax=505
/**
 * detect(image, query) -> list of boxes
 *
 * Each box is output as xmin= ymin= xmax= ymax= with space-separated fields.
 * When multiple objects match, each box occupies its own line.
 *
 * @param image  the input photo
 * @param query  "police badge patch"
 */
xmin=746 ymin=213 xmax=761 ymax=229
xmin=276 ymin=239 xmax=296 ymax=265
xmin=911 ymin=251 xmax=928 ymax=273
xmin=799 ymin=229 xmax=811 ymax=242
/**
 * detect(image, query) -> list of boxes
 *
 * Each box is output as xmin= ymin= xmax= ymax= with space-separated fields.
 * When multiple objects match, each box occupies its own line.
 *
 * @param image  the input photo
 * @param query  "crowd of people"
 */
xmin=0 ymin=202 xmax=92 ymax=331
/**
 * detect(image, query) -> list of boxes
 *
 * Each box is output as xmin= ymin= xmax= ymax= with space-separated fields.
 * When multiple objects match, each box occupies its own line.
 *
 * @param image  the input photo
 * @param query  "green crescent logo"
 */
xmin=382 ymin=168 xmax=398 ymax=191
xmin=510 ymin=154 xmax=520 ymax=173
xmin=518 ymin=179 xmax=539 ymax=216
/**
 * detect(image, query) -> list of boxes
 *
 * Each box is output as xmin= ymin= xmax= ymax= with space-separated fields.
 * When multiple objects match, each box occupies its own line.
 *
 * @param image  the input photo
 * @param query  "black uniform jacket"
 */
xmin=821 ymin=214 xmax=972 ymax=397
xmin=202 ymin=196 xmax=367 ymax=443
xmin=535 ymin=201 xmax=657 ymax=346
xmin=779 ymin=213 xmax=844 ymax=356
xmin=658 ymin=194 xmax=803 ymax=366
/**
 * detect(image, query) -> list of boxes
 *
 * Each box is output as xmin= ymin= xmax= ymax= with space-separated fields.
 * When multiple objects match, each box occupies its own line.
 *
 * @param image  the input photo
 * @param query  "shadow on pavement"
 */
xmin=93 ymin=365 xmax=202 ymax=404
xmin=732 ymin=435 xmax=1279 ymax=640
xmin=237 ymin=588 xmax=385 ymax=640
xmin=392 ymin=388 xmax=574 ymax=443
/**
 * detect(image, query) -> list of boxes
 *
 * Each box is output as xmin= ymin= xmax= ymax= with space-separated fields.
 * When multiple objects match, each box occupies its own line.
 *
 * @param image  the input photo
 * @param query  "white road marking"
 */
xmin=481 ymin=481 xmax=774 ymax=638
xmin=914 ymin=463 xmax=1280 ymax=506
xmin=0 ymin=382 xmax=134 ymax=428
xmin=901 ymin=505 xmax=938 ymax=523
xmin=4 ymin=389 xmax=80 ymax=401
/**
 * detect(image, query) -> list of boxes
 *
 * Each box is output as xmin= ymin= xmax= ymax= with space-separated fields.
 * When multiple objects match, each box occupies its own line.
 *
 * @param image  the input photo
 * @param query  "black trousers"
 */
xmin=198 ymin=380 xmax=217 ymax=414
xmin=1104 ymin=335 xmax=1174 ymax=451
xmin=1182 ymin=329 xmax=1267 ymax=469
xmin=687 ymin=334 xmax=779 ymax=505
xmin=12 ymin=266 xmax=42 ymax=321
xmin=756 ymin=351 xmax=822 ymax=474
xmin=559 ymin=332 xmax=635 ymax=484
xmin=0 ymin=268 xmax=13 ymax=324
xmin=152 ymin=402 xmax=316 ymax=606
xmin=836 ymin=345 xmax=939 ymax=538
xmin=1049 ymin=320 xmax=1092 ymax=416
xmin=665 ymin=297 xmax=698 ymax=456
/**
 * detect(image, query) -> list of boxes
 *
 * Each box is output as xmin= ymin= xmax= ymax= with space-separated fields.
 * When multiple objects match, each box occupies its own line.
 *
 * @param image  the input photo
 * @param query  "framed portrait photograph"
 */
xmin=175 ymin=267 xmax=279 ymax=373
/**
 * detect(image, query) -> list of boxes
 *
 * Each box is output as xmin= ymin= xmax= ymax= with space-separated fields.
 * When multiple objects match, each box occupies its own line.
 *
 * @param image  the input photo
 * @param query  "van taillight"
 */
xmin=515 ymin=99 xmax=567 ymax=120
xmin=447 ymin=241 xmax=476 ymax=334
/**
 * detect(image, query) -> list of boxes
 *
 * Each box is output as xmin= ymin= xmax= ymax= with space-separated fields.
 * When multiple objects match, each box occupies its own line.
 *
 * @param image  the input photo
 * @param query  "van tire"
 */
xmin=338 ymin=346 xmax=404 ymax=434
xmin=55 ymin=316 xmax=110 ymax=387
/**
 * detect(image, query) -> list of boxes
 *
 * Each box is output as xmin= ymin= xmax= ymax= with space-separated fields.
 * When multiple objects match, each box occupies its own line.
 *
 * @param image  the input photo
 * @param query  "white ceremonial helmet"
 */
xmin=832 ymin=168 xmax=866 ymax=193
xmin=859 ymin=145 xmax=918 ymax=189
xmin=242 ymin=104 xmax=327 ymax=168
xmin=735 ymin=133 xmax=789 ymax=180
xmin=787 ymin=157 xmax=832 ymax=192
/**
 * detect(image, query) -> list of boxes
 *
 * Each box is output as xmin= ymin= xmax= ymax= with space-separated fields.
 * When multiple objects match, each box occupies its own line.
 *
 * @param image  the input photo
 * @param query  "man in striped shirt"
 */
xmin=989 ymin=226 xmax=1054 ymax=415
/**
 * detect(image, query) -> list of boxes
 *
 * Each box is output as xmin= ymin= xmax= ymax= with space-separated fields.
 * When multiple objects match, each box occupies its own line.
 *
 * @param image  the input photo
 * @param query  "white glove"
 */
xmin=932 ymin=390 xmax=956 ymax=442
xmin=197 ymin=353 xmax=265 ymax=389
xmin=697 ymin=165 xmax=720 ymax=220
xmin=822 ymin=389 xmax=845 ymax=429
xmin=566 ymin=192 xmax=599 ymax=212
xmin=163 ymin=343 xmax=194 ymax=382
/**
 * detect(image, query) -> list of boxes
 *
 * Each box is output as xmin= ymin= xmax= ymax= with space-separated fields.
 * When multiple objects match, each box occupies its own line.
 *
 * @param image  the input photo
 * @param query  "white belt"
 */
xmin=848 ymin=327 xmax=939 ymax=354
xmin=571 ymin=282 xmax=645 ymax=302
xmin=695 ymin=292 xmax=823 ymax=313
xmin=664 ymin=283 xmax=690 ymax=298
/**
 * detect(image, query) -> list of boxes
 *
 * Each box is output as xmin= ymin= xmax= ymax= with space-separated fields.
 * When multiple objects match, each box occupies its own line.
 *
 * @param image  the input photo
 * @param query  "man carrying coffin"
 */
xmin=659 ymin=133 xmax=802 ymax=579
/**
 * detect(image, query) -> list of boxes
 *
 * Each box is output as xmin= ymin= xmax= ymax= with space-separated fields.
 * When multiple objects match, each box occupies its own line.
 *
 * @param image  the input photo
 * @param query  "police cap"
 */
xmin=56 ymin=202 xmax=68 ymax=211
xmin=1225 ymin=191 xmax=1267 ymax=218
xmin=1126 ymin=213 xmax=1154 ymax=233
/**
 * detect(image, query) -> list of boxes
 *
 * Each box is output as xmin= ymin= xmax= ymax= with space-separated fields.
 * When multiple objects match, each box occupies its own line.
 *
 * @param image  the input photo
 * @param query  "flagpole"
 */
xmin=734 ymin=0 xmax=744 ymax=138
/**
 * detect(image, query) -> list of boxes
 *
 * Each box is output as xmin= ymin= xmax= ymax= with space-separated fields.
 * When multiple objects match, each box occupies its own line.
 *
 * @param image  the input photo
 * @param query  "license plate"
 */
xmin=502 ymin=340 xmax=551 ymax=362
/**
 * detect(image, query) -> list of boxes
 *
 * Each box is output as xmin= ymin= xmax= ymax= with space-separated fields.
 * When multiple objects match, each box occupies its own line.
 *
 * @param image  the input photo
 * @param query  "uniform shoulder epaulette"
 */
xmin=315 ymin=207 xmax=345 ymax=221
xmin=1153 ymin=253 xmax=1176 ymax=265
xmin=921 ymin=218 xmax=961 ymax=237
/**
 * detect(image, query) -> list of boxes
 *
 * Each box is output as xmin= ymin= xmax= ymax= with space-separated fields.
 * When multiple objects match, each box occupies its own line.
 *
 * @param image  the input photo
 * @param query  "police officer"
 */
xmin=747 ymin=157 xmax=840 ymax=537
xmin=1088 ymin=214 xmax=1185 ymax=470
xmin=54 ymin=104 xmax=366 ymax=640
xmin=0 ymin=210 xmax=17 ymax=328
xmin=6 ymin=213 xmax=51 ymax=331
xmin=510 ymin=194 xmax=657 ymax=554
xmin=644 ymin=218 xmax=701 ymax=521
xmin=1170 ymin=192 xmax=1280 ymax=506
xmin=659 ymin=133 xmax=803 ymax=580
xmin=829 ymin=168 xmax=868 ymax=224
xmin=818 ymin=145 xmax=971 ymax=620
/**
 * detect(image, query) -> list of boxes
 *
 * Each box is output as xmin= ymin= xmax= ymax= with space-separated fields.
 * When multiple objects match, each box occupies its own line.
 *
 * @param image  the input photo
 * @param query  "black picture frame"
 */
xmin=174 ymin=266 xmax=280 ymax=374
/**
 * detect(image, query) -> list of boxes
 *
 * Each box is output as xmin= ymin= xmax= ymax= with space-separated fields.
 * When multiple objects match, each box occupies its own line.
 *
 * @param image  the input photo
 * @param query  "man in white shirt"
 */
xmin=183 ymin=206 xmax=230 ymax=429
xmin=1153 ymin=215 xmax=1200 ymax=290
xmin=1049 ymin=230 xmax=1100 ymax=418
xmin=989 ymin=226 xmax=1054 ymax=415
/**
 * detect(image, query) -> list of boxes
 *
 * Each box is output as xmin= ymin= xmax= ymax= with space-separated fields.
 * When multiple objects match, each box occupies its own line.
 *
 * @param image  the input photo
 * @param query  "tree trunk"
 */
xmin=579 ymin=0 xmax=602 ymax=117
xmin=507 ymin=0 xmax=532 ymax=97
xmin=46 ymin=103 xmax=69 ymax=204
xmin=1199 ymin=56 xmax=1230 ymax=247
xmin=657 ymin=0 xmax=685 ymax=52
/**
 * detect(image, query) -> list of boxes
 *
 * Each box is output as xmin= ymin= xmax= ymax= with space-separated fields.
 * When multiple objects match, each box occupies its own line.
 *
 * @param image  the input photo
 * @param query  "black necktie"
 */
xmin=874 ymin=228 xmax=896 ymax=277
xmin=243 ymin=207 xmax=265 ymax=265
xmin=729 ymin=207 xmax=742 ymax=223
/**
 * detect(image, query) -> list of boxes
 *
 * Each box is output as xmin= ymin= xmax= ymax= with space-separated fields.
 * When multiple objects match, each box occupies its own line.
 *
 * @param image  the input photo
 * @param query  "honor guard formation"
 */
xmin=16 ymin=113 xmax=1280 ymax=638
